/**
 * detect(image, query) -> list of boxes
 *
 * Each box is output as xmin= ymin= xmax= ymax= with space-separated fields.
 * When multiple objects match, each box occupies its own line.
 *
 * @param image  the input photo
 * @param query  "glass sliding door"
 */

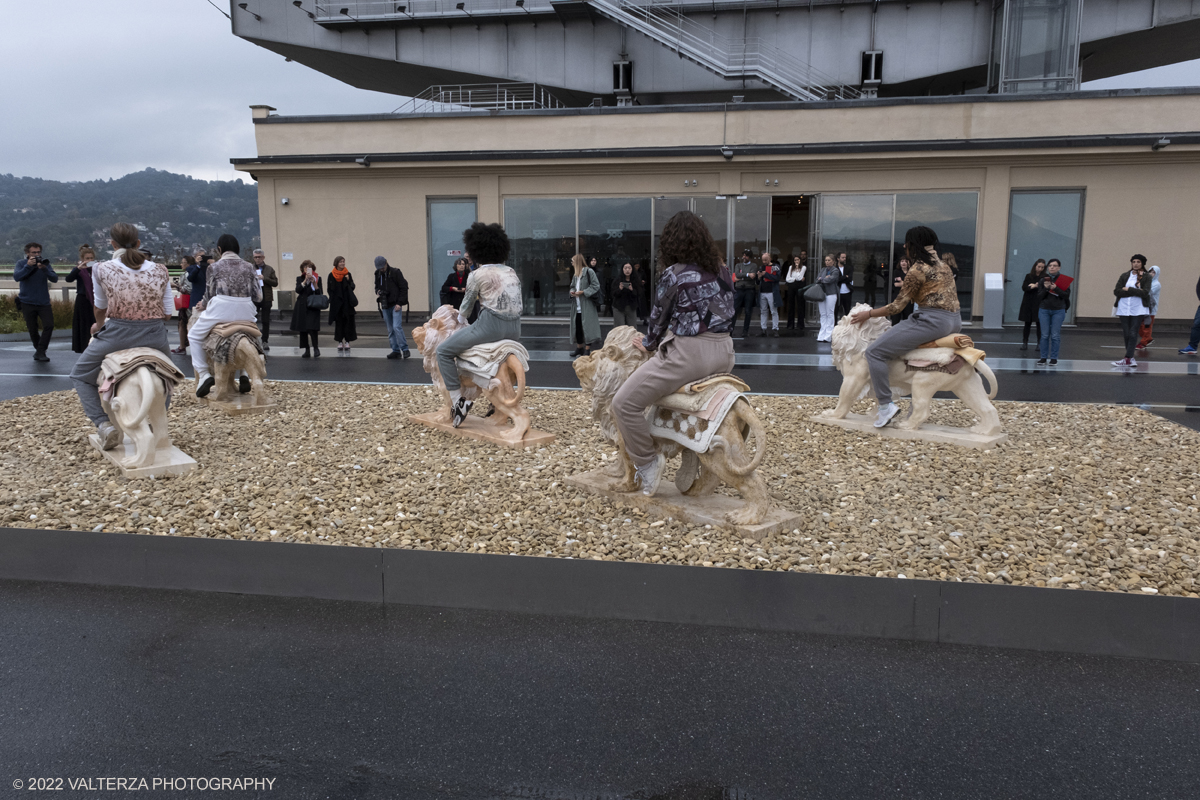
xmin=818 ymin=194 xmax=894 ymax=311
xmin=894 ymin=192 xmax=980 ymax=321
xmin=578 ymin=197 xmax=651 ymax=314
xmin=505 ymin=198 xmax=576 ymax=315
xmin=1003 ymin=190 xmax=1084 ymax=324
xmin=732 ymin=196 xmax=771 ymax=262
xmin=427 ymin=198 xmax=477 ymax=312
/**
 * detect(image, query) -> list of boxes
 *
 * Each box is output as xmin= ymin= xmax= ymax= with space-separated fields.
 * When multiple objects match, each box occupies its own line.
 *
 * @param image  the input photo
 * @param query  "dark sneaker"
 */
xmin=402 ymin=350 xmax=411 ymax=359
xmin=238 ymin=375 xmax=252 ymax=394
xmin=1036 ymin=359 xmax=1048 ymax=366
xmin=452 ymin=397 xmax=473 ymax=428
xmin=262 ymin=343 xmax=270 ymax=352
xmin=33 ymin=350 xmax=49 ymax=362
xmin=1048 ymin=359 xmax=1058 ymax=366
xmin=196 ymin=375 xmax=215 ymax=398
xmin=386 ymin=351 xmax=402 ymax=360
xmin=772 ymin=330 xmax=780 ymax=338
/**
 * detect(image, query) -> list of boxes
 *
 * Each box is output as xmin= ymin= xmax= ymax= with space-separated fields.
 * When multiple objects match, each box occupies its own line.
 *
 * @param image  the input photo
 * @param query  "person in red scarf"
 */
xmin=327 ymin=256 xmax=358 ymax=352
xmin=65 ymin=244 xmax=99 ymax=353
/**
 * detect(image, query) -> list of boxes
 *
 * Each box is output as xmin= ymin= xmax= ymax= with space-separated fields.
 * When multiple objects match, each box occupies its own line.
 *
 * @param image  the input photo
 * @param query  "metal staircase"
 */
xmin=588 ymin=0 xmax=860 ymax=101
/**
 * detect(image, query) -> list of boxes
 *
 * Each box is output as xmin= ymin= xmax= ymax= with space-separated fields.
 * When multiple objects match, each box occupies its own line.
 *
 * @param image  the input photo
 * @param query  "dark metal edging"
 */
xmin=1 ymin=527 xmax=1195 ymax=663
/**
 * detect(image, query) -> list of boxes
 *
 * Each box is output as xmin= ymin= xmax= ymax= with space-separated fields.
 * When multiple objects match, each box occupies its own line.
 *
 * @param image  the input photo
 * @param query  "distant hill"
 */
xmin=0 ymin=168 xmax=260 ymax=264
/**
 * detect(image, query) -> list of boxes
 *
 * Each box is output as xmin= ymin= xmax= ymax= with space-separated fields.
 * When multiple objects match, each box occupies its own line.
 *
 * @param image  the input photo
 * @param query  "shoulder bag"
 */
xmin=307 ymin=293 xmax=330 ymax=311
xmin=803 ymin=282 xmax=827 ymax=302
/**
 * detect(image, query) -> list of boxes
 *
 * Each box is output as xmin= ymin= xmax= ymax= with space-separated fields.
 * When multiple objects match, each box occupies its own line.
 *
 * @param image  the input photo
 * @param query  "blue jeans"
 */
xmin=1038 ymin=307 xmax=1065 ymax=359
xmin=381 ymin=306 xmax=409 ymax=354
xmin=1189 ymin=304 xmax=1200 ymax=349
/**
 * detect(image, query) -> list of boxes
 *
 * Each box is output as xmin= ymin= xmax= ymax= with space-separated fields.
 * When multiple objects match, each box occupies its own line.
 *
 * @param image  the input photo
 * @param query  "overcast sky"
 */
xmin=1 ymin=0 xmax=1197 ymax=185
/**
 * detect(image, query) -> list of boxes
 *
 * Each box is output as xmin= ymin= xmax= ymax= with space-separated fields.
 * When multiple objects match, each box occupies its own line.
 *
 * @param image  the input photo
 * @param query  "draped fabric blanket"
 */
xmin=455 ymin=340 xmax=530 ymax=382
xmin=98 ymin=347 xmax=186 ymax=403
xmin=203 ymin=321 xmax=265 ymax=365
xmin=646 ymin=375 xmax=749 ymax=453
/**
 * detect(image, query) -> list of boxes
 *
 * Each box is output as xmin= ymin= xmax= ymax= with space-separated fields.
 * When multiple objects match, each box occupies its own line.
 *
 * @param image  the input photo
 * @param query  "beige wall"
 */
xmin=241 ymin=95 xmax=1200 ymax=319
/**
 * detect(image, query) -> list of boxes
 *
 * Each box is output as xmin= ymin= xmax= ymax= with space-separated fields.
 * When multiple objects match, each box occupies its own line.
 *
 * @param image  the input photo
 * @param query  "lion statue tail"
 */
xmin=713 ymin=397 xmax=767 ymax=478
xmin=110 ymin=367 xmax=156 ymax=429
xmin=976 ymin=359 xmax=999 ymax=400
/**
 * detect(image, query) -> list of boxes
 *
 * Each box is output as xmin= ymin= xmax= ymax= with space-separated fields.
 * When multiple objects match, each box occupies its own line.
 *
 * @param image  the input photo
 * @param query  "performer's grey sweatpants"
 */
xmin=865 ymin=307 xmax=961 ymax=406
xmin=436 ymin=308 xmax=521 ymax=393
xmin=613 ymin=332 xmax=736 ymax=467
xmin=70 ymin=318 xmax=171 ymax=427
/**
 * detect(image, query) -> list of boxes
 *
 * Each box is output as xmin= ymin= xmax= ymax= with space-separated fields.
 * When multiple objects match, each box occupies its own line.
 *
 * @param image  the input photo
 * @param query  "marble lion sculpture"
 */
xmin=187 ymin=317 xmax=271 ymax=406
xmin=573 ymin=325 xmax=773 ymax=525
xmin=411 ymin=305 xmax=531 ymax=444
xmin=823 ymin=303 xmax=1001 ymax=435
xmin=104 ymin=366 xmax=173 ymax=469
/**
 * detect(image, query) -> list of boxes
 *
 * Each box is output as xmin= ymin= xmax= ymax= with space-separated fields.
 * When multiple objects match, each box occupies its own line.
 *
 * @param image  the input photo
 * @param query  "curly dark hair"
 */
xmin=657 ymin=210 xmax=721 ymax=274
xmin=463 ymin=222 xmax=510 ymax=265
xmin=903 ymin=225 xmax=940 ymax=263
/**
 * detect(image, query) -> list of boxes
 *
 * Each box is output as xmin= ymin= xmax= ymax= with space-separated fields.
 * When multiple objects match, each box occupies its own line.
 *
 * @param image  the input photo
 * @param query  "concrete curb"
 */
xmin=1 ymin=526 xmax=1196 ymax=663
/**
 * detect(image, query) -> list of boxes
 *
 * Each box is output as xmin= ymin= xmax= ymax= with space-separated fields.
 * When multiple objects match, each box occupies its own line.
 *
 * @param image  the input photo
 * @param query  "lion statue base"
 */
xmin=572 ymin=326 xmax=789 ymax=529
xmin=817 ymin=303 xmax=1003 ymax=443
xmin=410 ymin=305 xmax=553 ymax=448
xmin=88 ymin=347 xmax=197 ymax=478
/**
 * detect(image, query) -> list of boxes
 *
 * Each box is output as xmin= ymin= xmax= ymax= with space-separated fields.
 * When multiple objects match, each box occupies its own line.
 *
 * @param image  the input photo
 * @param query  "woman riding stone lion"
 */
xmin=613 ymin=210 xmax=736 ymax=496
xmin=847 ymin=225 xmax=962 ymax=428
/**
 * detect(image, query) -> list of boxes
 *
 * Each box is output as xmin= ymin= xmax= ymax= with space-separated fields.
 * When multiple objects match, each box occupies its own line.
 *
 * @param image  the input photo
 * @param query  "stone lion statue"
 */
xmin=97 ymin=348 xmax=185 ymax=470
xmin=187 ymin=317 xmax=271 ymax=406
xmin=822 ymin=303 xmax=1001 ymax=435
xmin=573 ymin=325 xmax=773 ymax=525
xmin=411 ymin=305 xmax=531 ymax=444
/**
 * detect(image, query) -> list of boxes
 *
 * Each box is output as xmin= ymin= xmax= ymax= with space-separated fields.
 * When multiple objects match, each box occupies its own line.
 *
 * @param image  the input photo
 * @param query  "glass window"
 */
xmin=578 ymin=198 xmax=651 ymax=314
xmin=1000 ymin=0 xmax=1082 ymax=93
xmin=1003 ymin=190 xmax=1083 ymax=323
xmin=894 ymin=192 xmax=980 ymax=321
xmin=819 ymin=194 xmax=894 ymax=311
xmin=732 ymin=196 xmax=771 ymax=263
xmin=427 ymin=198 xmax=477 ymax=313
xmin=504 ymin=198 xmax=576 ymax=316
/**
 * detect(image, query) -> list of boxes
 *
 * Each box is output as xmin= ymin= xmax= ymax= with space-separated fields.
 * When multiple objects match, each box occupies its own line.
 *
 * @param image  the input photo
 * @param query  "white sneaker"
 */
xmin=634 ymin=453 xmax=666 ymax=496
xmin=874 ymin=402 xmax=900 ymax=428
xmin=1111 ymin=358 xmax=1130 ymax=367
xmin=1128 ymin=358 xmax=1138 ymax=367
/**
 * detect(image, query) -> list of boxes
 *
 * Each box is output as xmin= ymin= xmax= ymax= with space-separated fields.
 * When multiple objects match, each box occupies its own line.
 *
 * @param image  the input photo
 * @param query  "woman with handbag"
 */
xmin=784 ymin=254 xmax=807 ymax=333
xmin=291 ymin=259 xmax=324 ymax=357
xmin=569 ymin=253 xmax=602 ymax=356
xmin=65 ymin=244 xmax=99 ymax=353
xmin=327 ymin=256 xmax=358 ymax=352
xmin=169 ymin=255 xmax=194 ymax=354
xmin=811 ymin=254 xmax=841 ymax=342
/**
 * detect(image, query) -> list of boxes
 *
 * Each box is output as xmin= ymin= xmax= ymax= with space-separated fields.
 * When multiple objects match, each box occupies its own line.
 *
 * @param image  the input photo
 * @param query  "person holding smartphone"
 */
xmin=611 ymin=262 xmax=640 ymax=329
xmin=291 ymin=260 xmax=323 ymax=357
xmin=65 ymin=244 xmax=99 ymax=353
xmin=1035 ymin=266 xmax=1070 ymax=366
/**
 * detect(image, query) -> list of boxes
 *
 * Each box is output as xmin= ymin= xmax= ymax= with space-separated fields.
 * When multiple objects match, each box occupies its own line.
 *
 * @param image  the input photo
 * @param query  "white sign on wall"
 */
xmin=447 ymin=249 xmax=463 ymax=257
xmin=282 ymin=252 xmax=294 ymax=260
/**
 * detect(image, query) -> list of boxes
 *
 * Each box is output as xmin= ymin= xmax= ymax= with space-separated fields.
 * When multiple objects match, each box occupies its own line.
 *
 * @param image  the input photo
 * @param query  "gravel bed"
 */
xmin=2 ymin=384 xmax=1198 ymax=597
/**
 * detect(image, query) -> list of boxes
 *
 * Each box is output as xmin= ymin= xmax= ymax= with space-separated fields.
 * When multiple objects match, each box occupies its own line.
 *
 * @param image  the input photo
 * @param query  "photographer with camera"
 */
xmin=1035 ymin=261 xmax=1070 ymax=366
xmin=13 ymin=242 xmax=59 ymax=362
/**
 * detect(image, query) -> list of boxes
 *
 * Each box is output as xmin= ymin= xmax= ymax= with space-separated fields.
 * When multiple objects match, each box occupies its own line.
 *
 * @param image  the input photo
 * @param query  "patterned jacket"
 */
xmin=643 ymin=263 xmax=736 ymax=351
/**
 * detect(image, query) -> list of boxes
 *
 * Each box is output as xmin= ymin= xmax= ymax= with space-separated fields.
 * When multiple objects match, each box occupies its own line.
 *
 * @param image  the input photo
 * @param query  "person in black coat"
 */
xmin=290 ymin=259 xmax=323 ymax=357
xmin=440 ymin=258 xmax=470 ymax=308
xmin=1018 ymin=259 xmax=1046 ymax=350
xmin=65 ymin=244 xmax=98 ymax=353
xmin=327 ymin=256 xmax=358 ymax=351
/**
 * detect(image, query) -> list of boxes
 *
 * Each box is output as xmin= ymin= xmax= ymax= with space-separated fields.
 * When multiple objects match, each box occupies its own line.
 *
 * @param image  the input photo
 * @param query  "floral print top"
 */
xmin=92 ymin=257 xmax=174 ymax=320
xmin=643 ymin=262 xmax=736 ymax=350
xmin=205 ymin=252 xmax=262 ymax=303
xmin=461 ymin=265 xmax=523 ymax=320
xmin=879 ymin=254 xmax=960 ymax=316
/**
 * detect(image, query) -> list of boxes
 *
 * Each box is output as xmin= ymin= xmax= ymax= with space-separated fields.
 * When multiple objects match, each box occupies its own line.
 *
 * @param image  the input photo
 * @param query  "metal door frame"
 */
xmin=1002 ymin=187 xmax=1086 ymax=324
xmin=426 ymin=196 xmax=478 ymax=313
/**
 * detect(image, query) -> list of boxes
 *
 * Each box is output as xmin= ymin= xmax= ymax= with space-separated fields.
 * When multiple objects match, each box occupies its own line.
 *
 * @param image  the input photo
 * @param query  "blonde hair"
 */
xmin=110 ymin=223 xmax=146 ymax=269
xmin=571 ymin=253 xmax=586 ymax=276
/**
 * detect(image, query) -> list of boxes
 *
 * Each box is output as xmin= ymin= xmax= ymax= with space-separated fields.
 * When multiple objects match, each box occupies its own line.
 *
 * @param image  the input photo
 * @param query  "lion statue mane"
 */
xmin=411 ymin=305 xmax=530 ymax=443
xmin=573 ymin=325 xmax=774 ymax=526
xmin=822 ymin=303 xmax=1001 ymax=435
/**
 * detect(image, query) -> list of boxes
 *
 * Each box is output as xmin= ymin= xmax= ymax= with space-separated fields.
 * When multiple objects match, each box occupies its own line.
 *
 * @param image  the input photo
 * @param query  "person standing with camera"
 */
xmin=14 ymin=242 xmax=59 ymax=362
xmin=291 ymin=260 xmax=323 ymax=358
xmin=1035 ymin=265 xmax=1070 ymax=367
xmin=252 ymin=249 xmax=278 ymax=352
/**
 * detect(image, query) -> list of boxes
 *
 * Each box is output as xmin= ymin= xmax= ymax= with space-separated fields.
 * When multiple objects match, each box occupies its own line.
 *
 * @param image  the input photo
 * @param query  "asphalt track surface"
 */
xmin=3 ymin=579 xmax=1199 ymax=800
xmin=2 ymin=319 xmax=1198 ymax=798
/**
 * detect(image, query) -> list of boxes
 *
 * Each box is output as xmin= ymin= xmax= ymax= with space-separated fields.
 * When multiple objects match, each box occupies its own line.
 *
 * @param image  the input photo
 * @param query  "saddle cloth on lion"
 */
xmin=203 ymin=321 xmax=264 ymax=364
xmin=456 ymin=340 xmax=530 ymax=383
xmin=98 ymin=347 xmax=186 ymax=403
xmin=903 ymin=334 xmax=986 ymax=375
xmin=647 ymin=373 xmax=750 ymax=453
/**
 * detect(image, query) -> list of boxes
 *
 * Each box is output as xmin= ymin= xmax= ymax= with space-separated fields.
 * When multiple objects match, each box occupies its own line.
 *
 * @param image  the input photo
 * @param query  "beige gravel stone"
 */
xmin=1 ymin=385 xmax=1198 ymax=597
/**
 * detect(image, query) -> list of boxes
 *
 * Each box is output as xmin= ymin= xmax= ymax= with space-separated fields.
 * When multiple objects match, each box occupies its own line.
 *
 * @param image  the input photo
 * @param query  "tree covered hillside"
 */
xmin=1 ymin=169 xmax=260 ymax=264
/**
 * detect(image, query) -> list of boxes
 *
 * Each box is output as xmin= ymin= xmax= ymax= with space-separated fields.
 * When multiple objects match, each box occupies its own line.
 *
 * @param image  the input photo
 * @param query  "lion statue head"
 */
xmin=411 ymin=305 xmax=481 ymax=401
xmin=572 ymin=325 xmax=648 ymax=442
xmin=830 ymin=302 xmax=892 ymax=372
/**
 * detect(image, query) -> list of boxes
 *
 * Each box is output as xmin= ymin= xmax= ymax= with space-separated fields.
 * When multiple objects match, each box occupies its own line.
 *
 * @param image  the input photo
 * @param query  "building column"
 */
xmin=975 ymin=165 xmax=1010 ymax=319
xmin=479 ymin=174 xmax=500 ymax=225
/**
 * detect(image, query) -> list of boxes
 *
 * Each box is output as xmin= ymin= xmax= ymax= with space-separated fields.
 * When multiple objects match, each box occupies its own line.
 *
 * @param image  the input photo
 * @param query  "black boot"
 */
xmin=313 ymin=347 xmax=321 ymax=357
xmin=301 ymin=349 xmax=311 ymax=358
